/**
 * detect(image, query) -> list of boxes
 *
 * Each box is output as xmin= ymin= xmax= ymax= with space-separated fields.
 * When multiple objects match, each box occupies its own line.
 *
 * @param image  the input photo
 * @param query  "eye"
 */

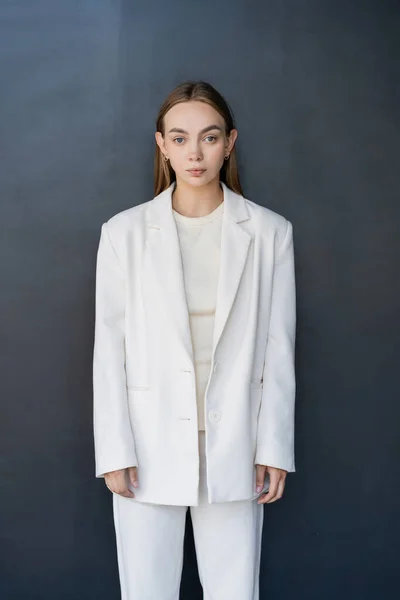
xmin=173 ymin=137 xmax=185 ymax=144
xmin=204 ymin=135 xmax=217 ymax=142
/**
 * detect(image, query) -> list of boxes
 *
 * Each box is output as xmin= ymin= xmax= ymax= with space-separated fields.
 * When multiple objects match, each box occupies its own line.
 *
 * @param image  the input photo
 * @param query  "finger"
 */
xmin=119 ymin=489 xmax=135 ymax=498
xmin=259 ymin=474 xmax=287 ymax=504
xmin=105 ymin=477 xmax=135 ymax=498
xmin=255 ymin=465 xmax=267 ymax=492
xmin=128 ymin=466 xmax=139 ymax=488
xmin=265 ymin=477 xmax=286 ymax=504
xmin=257 ymin=475 xmax=280 ymax=504
xmin=274 ymin=478 xmax=286 ymax=501
xmin=105 ymin=480 xmax=114 ymax=493
xmin=113 ymin=486 xmax=134 ymax=498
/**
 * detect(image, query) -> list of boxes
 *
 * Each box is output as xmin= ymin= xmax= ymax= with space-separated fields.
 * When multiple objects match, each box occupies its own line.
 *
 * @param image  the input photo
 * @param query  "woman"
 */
xmin=93 ymin=80 xmax=296 ymax=600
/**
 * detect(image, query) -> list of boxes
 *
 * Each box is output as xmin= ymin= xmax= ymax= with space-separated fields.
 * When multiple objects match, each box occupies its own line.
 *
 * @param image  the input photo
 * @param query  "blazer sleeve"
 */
xmin=93 ymin=222 xmax=138 ymax=477
xmin=254 ymin=220 xmax=296 ymax=472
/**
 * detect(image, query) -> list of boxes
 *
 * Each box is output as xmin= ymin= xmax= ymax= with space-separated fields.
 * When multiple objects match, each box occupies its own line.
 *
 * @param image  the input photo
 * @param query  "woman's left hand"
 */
xmin=255 ymin=464 xmax=287 ymax=504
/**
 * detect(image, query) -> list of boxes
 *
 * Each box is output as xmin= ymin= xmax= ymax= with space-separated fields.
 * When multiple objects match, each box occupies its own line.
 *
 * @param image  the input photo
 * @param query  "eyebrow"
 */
xmin=167 ymin=125 xmax=223 ymax=135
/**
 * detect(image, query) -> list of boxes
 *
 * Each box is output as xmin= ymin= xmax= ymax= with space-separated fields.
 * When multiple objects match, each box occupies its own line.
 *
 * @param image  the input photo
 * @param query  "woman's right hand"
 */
xmin=104 ymin=467 xmax=139 ymax=498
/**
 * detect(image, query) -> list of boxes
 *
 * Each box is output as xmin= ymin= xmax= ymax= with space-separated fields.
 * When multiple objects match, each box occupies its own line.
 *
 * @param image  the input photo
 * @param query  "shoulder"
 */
xmin=243 ymin=193 xmax=292 ymax=245
xmin=106 ymin=200 xmax=150 ymax=228
xmin=102 ymin=198 xmax=151 ymax=238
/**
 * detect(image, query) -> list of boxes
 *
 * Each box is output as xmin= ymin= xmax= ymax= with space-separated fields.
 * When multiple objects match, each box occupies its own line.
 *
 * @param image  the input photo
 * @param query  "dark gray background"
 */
xmin=1 ymin=1 xmax=399 ymax=598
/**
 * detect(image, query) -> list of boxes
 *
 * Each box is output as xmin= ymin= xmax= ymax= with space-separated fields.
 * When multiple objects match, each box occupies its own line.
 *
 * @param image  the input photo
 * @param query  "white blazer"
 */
xmin=93 ymin=181 xmax=296 ymax=506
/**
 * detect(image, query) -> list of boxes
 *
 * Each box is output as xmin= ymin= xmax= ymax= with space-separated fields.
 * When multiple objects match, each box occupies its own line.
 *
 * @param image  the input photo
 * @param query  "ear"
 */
xmin=155 ymin=131 xmax=166 ymax=156
xmin=226 ymin=128 xmax=238 ymax=153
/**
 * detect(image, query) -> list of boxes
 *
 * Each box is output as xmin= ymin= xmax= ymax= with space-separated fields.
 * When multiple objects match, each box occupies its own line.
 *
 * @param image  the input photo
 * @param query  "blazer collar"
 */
xmin=148 ymin=180 xmax=250 ymax=225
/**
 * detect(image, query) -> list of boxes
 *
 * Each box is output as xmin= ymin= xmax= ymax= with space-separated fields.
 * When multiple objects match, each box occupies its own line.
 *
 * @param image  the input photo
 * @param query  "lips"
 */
xmin=188 ymin=169 xmax=205 ymax=174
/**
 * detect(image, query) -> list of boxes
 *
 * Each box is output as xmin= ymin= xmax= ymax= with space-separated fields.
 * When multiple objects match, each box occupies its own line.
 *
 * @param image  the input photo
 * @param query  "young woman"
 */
xmin=93 ymin=80 xmax=296 ymax=600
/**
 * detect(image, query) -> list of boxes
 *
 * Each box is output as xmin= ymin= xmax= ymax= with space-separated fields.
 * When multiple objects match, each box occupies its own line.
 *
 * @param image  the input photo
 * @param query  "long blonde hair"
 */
xmin=154 ymin=81 xmax=243 ymax=197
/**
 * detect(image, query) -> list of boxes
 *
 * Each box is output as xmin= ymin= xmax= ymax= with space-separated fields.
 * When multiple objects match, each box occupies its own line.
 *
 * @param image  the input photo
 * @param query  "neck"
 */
xmin=172 ymin=177 xmax=224 ymax=217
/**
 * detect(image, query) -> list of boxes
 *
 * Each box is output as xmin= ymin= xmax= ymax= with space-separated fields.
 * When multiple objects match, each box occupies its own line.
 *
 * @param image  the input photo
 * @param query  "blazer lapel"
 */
xmin=144 ymin=181 xmax=251 ymax=369
xmin=212 ymin=188 xmax=252 ymax=355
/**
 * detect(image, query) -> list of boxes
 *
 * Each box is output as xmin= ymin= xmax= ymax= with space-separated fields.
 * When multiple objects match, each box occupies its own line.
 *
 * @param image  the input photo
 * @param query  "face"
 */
xmin=155 ymin=100 xmax=237 ymax=188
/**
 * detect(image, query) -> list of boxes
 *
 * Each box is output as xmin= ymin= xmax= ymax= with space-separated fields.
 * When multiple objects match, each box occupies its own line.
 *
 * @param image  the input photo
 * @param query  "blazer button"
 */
xmin=209 ymin=410 xmax=221 ymax=423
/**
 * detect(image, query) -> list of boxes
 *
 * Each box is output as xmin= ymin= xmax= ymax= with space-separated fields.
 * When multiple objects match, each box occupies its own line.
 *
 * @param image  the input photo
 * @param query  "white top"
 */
xmin=173 ymin=200 xmax=224 ymax=430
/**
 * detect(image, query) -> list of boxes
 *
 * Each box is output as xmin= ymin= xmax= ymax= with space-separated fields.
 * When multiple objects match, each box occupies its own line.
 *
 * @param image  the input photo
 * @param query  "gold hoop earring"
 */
xmin=164 ymin=155 xmax=169 ymax=162
xmin=224 ymin=154 xmax=230 ymax=160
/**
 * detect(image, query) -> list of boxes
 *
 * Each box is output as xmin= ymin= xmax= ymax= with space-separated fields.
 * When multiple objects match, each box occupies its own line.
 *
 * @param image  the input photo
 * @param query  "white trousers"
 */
xmin=112 ymin=431 xmax=264 ymax=600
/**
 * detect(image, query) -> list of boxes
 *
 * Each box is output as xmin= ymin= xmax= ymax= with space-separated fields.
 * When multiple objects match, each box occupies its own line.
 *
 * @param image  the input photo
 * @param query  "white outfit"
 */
xmin=113 ymin=431 xmax=264 ymax=600
xmin=172 ymin=200 xmax=224 ymax=431
xmin=94 ymin=181 xmax=296 ymax=599
xmin=93 ymin=180 xmax=296 ymax=506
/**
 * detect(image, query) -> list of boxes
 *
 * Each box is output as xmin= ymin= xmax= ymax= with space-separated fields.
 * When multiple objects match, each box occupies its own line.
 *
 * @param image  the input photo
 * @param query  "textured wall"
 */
xmin=1 ymin=1 xmax=399 ymax=598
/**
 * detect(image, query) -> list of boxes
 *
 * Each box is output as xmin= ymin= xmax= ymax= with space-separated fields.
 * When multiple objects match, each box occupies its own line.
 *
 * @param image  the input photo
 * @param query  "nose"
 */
xmin=187 ymin=142 xmax=203 ymax=162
